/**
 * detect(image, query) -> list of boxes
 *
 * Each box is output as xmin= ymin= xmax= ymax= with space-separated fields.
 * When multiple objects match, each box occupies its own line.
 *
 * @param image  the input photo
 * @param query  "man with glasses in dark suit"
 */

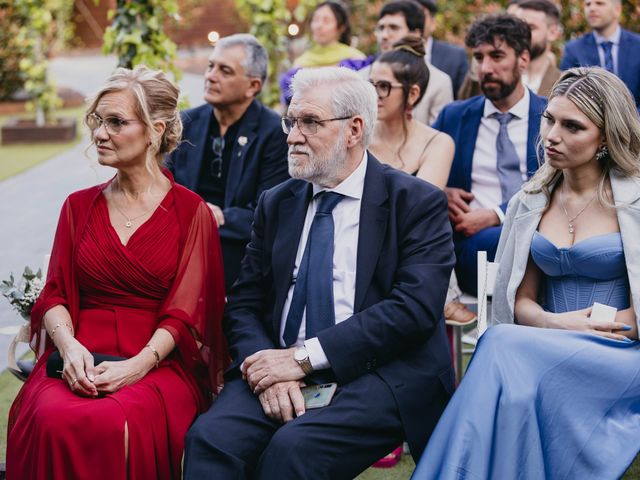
xmin=167 ymin=34 xmax=289 ymax=289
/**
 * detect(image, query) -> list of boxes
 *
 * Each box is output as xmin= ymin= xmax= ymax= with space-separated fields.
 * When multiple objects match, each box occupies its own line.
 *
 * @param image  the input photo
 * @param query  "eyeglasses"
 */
xmin=211 ymin=136 xmax=225 ymax=178
xmin=86 ymin=112 xmax=139 ymax=135
xmin=369 ymin=80 xmax=403 ymax=99
xmin=281 ymin=115 xmax=353 ymax=136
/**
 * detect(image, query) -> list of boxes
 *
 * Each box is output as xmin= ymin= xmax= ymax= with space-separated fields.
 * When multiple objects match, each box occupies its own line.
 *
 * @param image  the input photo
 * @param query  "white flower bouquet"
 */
xmin=1 ymin=266 xmax=45 ymax=320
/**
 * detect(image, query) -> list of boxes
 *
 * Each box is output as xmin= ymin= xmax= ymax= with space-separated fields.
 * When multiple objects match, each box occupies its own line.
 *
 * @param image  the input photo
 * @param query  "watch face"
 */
xmin=294 ymin=348 xmax=307 ymax=361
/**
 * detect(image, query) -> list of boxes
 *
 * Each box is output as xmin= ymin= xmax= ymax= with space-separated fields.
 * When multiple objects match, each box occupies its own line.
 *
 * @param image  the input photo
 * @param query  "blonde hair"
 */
xmin=85 ymin=65 xmax=183 ymax=172
xmin=526 ymin=67 xmax=640 ymax=204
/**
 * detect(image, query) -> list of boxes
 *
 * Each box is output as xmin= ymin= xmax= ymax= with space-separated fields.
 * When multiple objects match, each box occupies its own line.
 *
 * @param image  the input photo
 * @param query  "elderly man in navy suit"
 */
xmin=414 ymin=0 xmax=469 ymax=98
xmin=560 ymin=0 xmax=640 ymax=109
xmin=183 ymin=67 xmax=455 ymax=479
xmin=167 ymin=34 xmax=289 ymax=289
xmin=433 ymin=14 xmax=546 ymax=295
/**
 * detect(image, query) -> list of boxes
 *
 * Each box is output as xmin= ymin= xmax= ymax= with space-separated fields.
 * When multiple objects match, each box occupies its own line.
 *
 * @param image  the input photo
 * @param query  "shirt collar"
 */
xmin=483 ymin=86 xmax=530 ymax=120
xmin=594 ymin=26 xmax=621 ymax=45
xmin=312 ymin=151 xmax=368 ymax=200
xmin=424 ymin=37 xmax=433 ymax=60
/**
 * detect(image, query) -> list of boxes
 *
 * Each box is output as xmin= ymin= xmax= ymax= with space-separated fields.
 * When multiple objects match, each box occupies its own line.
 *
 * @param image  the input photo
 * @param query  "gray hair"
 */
xmin=215 ymin=34 xmax=268 ymax=84
xmin=290 ymin=67 xmax=378 ymax=148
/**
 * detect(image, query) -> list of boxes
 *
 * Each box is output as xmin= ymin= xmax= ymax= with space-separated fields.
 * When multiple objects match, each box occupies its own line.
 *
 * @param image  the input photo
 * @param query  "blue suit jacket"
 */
xmin=560 ymin=29 xmax=640 ymax=109
xmin=224 ymin=155 xmax=455 ymax=458
xmin=166 ymin=100 xmax=289 ymax=287
xmin=432 ymin=91 xmax=547 ymax=212
xmin=431 ymin=39 xmax=469 ymax=99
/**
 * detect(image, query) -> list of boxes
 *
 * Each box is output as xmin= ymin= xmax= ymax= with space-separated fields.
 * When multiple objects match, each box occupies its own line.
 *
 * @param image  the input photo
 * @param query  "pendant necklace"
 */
xmin=112 ymin=192 xmax=161 ymax=228
xmin=559 ymin=182 xmax=597 ymax=235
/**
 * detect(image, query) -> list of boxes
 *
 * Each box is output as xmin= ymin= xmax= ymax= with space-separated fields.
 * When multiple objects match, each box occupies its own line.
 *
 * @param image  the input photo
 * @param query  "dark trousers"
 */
xmin=454 ymin=225 xmax=501 ymax=296
xmin=183 ymin=373 xmax=405 ymax=480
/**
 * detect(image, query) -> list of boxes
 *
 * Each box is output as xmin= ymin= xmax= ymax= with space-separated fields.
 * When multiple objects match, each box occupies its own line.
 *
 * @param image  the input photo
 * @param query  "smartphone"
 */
xmin=301 ymin=383 xmax=337 ymax=409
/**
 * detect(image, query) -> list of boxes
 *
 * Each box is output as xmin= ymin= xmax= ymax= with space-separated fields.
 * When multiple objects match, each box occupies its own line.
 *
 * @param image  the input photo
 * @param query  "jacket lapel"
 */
xmin=584 ymin=33 xmax=601 ymax=67
xmin=458 ymin=99 xmax=483 ymax=191
xmin=526 ymin=92 xmax=546 ymax=177
xmin=183 ymin=105 xmax=213 ymax=191
xmin=272 ymin=181 xmax=312 ymax=331
xmin=354 ymin=156 xmax=389 ymax=312
xmin=225 ymin=100 xmax=261 ymax=207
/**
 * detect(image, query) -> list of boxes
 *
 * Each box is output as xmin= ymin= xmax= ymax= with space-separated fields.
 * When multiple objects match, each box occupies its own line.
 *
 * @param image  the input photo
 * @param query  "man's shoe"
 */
xmin=444 ymin=300 xmax=477 ymax=326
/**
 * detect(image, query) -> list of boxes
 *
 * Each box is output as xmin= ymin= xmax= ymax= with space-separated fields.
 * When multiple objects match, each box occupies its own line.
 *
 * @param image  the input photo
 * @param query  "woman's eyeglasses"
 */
xmin=86 ymin=112 xmax=139 ymax=135
xmin=211 ymin=136 xmax=225 ymax=178
xmin=369 ymin=80 xmax=403 ymax=99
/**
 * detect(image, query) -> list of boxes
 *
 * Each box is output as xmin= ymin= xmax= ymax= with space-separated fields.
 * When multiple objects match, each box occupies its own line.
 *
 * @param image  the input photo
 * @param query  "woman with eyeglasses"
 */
xmin=369 ymin=35 xmax=476 ymax=326
xmin=7 ymin=66 xmax=227 ymax=479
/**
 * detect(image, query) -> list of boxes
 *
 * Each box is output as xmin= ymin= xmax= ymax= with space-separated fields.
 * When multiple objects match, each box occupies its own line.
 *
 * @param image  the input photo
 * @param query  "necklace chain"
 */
xmin=559 ymin=182 xmax=597 ymax=236
xmin=112 ymin=190 xmax=161 ymax=228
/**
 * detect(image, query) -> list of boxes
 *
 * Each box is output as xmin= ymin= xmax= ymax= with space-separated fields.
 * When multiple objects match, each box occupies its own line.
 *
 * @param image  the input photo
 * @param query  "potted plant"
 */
xmin=1 ymin=0 xmax=76 ymax=145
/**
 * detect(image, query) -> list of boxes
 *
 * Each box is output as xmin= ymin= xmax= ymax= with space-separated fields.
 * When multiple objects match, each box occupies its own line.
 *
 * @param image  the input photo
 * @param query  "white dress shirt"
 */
xmin=594 ymin=26 xmax=621 ymax=75
xmin=469 ymin=87 xmax=530 ymax=221
xmin=279 ymin=153 xmax=367 ymax=369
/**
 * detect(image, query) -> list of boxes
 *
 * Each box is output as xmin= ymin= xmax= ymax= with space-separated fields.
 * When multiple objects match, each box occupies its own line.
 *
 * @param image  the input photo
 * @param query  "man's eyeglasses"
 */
xmin=211 ymin=136 xmax=225 ymax=178
xmin=86 ymin=112 xmax=139 ymax=135
xmin=369 ymin=80 xmax=403 ymax=99
xmin=281 ymin=116 xmax=353 ymax=136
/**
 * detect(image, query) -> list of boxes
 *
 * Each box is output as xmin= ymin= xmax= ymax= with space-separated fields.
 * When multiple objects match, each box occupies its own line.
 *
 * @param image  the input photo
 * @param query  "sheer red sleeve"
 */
xmin=158 ymin=201 xmax=228 ymax=394
xmin=30 ymin=196 xmax=79 ymax=356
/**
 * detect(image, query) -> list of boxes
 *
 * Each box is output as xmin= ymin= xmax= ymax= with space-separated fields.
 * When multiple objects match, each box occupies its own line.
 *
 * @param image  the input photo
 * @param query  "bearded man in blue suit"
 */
xmin=183 ymin=67 xmax=455 ymax=480
xmin=433 ymin=14 xmax=547 ymax=295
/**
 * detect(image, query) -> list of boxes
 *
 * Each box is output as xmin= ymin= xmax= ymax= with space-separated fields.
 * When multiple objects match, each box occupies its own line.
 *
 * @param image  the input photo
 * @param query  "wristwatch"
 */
xmin=294 ymin=347 xmax=314 ymax=375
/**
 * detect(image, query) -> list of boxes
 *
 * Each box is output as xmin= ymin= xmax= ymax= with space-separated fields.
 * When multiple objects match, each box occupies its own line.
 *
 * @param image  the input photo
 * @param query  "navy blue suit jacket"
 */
xmin=431 ymin=39 xmax=469 ymax=99
xmin=560 ymin=29 xmax=640 ymax=109
xmin=224 ymin=155 xmax=455 ymax=458
xmin=432 ymin=91 xmax=547 ymax=212
xmin=166 ymin=99 xmax=289 ymax=287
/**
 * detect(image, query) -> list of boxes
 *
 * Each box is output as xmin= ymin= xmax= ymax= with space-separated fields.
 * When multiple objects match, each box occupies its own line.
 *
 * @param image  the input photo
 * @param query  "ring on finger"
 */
xmin=70 ymin=378 xmax=78 ymax=387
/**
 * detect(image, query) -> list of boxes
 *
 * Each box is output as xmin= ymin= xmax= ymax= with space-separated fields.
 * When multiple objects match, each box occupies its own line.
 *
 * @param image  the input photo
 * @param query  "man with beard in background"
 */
xmin=432 ymin=14 xmax=547 ymax=295
xmin=515 ymin=0 xmax=562 ymax=96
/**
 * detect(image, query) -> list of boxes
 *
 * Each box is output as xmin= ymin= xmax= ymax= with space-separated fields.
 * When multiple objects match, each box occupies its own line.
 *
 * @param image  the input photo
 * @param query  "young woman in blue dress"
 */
xmin=413 ymin=66 xmax=640 ymax=479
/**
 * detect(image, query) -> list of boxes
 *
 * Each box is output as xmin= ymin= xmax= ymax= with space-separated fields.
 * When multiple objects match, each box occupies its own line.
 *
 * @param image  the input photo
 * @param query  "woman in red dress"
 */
xmin=7 ymin=65 xmax=227 ymax=479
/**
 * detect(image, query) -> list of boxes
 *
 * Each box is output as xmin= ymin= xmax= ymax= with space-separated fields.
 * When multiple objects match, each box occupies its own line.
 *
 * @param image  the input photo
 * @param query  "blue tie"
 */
xmin=600 ymin=41 xmax=614 ymax=73
xmin=491 ymin=112 xmax=522 ymax=204
xmin=283 ymin=191 xmax=343 ymax=346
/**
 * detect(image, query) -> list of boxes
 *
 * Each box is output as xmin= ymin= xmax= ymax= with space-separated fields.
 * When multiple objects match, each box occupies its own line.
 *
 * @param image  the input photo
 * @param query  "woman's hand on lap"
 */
xmin=59 ymin=339 xmax=98 ymax=397
xmin=92 ymin=352 xmax=156 ymax=394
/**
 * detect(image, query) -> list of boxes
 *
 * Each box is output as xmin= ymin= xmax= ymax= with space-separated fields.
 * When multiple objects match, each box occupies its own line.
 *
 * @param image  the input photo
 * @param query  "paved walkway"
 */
xmin=0 ymin=52 xmax=207 ymax=371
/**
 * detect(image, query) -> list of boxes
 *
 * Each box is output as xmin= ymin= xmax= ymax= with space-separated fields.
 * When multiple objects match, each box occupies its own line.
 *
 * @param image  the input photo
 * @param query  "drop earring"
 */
xmin=596 ymin=144 xmax=609 ymax=162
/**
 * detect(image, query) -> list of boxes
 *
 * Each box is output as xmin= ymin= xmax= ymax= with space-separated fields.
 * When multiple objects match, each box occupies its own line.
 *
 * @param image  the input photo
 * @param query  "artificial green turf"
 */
xmin=0 ymin=368 xmax=25 ymax=463
xmin=0 ymin=107 xmax=85 ymax=181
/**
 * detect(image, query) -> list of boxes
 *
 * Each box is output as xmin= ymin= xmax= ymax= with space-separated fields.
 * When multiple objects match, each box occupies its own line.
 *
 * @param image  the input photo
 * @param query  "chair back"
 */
xmin=477 ymin=251 xmax=498 ymax=337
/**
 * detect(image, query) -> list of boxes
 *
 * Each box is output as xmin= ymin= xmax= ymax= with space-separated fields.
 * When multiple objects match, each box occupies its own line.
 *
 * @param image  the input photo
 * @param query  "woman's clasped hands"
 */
xmin=544 ymin=306 xmax=636 ymax=341
xmin=60 ymin=338 xmax=156 ymax=397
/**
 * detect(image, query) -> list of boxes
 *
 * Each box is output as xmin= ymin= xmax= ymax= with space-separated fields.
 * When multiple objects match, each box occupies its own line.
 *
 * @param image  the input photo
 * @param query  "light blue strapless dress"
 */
xmin=413 ymin=233 xmax=640 ymax=480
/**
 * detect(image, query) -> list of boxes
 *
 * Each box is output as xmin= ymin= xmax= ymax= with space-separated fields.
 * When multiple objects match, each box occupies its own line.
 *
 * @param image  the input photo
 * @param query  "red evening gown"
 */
xmin=6 ymin=175 xmax=226 ymax=479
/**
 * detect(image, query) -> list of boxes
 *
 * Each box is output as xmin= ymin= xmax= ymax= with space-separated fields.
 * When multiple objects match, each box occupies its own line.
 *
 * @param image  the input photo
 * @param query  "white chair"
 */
xmin=476 ymin=251 xmax=498 ymax=339
xmin=445 ymin=251 xmax=498 ymax=384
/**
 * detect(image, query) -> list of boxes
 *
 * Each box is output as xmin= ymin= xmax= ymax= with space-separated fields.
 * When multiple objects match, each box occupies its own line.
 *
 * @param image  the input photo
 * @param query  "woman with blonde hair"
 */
xmin=7 ymin=65 xmax=227 ymax=479
xmin=414 ymin=67 xmax=640 ymax=479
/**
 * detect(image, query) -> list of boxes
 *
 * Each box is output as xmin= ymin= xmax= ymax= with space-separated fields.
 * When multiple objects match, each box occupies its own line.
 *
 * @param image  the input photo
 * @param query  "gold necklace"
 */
xmin=559 ymin=182 xmax=598 ymax=235
xmin=112 ymin=191 xmax=161 ymax=228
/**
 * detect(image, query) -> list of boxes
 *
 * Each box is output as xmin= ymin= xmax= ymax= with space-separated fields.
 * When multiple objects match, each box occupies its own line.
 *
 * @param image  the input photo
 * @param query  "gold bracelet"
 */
xmin=50 ymin=322 xmax=72 ymax=338
xmin=145 ymin=344 xmax=160 ymax=368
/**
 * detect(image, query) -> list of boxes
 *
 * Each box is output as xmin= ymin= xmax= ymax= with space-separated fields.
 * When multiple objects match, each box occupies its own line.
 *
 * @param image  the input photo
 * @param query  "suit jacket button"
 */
xmin=365 ymin=361 xmax=372 ymax=370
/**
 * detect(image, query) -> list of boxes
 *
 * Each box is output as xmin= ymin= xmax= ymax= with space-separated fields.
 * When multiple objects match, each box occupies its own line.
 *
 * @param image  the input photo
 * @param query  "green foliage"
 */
xmin=0 ymin=2 xmax=28 ymax=100
xmin=102 ymin=0 xmax=182 ymax=82
xmin=11 ymin=0 xmax=73 ymax=123
xmin=235 ymin=0 xmax=295 ymax=107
